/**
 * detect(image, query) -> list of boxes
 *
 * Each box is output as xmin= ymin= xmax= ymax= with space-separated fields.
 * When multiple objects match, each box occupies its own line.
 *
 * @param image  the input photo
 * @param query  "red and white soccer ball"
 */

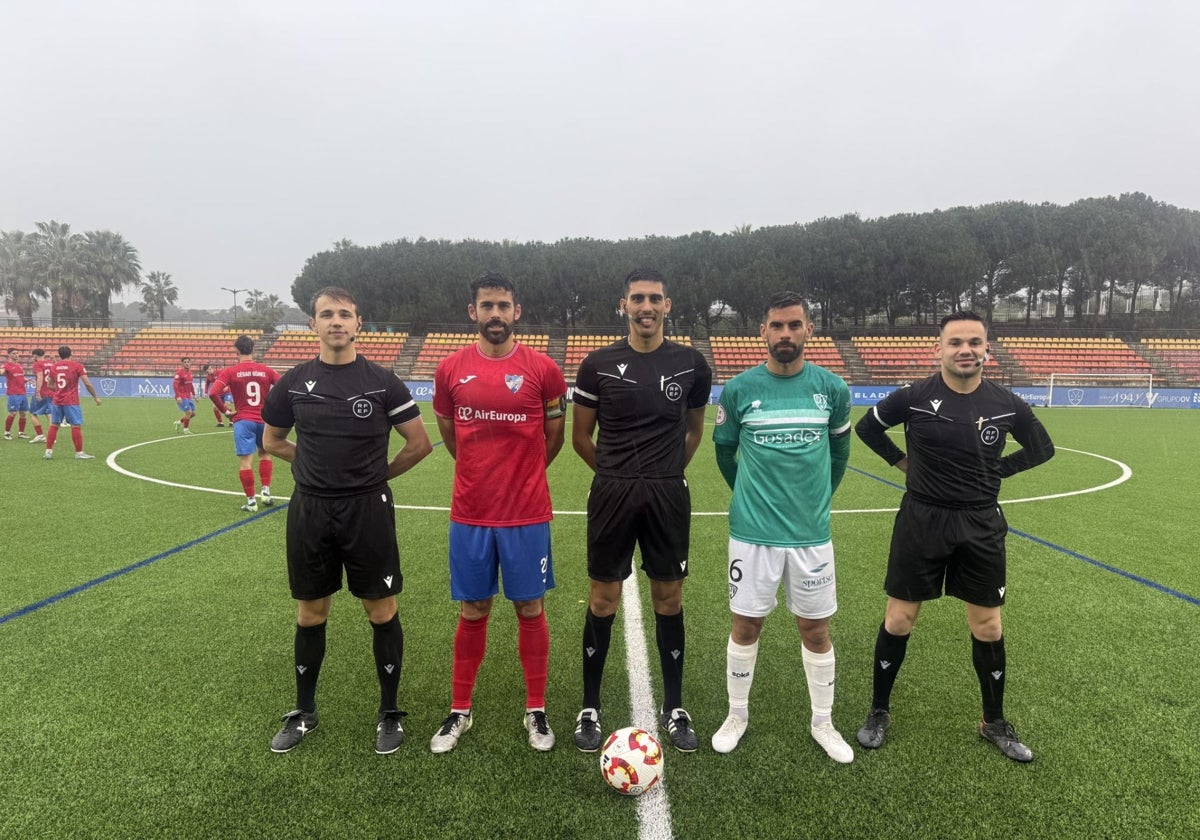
xmin=600 ymin=726 xmax=664 ymax=796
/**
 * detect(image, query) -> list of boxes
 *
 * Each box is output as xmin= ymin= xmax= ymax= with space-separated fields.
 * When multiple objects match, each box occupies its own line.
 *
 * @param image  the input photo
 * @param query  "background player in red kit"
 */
xmin=210 ymin=336 xmax=281 ymax=512
xmin=43 ymin=345 xmax=101 ymax=460
xmin=173 ymin=357 xmax=196 ymax=434
xmin=29 ymin=349 xmax=54 ymax=443
xmin=428 ymin=272 xmax=568 ymax=754
xmin=4 ymin=348 xmax=38 ymax=440
xmin=201 ymin=364 xmax=228 ymax=426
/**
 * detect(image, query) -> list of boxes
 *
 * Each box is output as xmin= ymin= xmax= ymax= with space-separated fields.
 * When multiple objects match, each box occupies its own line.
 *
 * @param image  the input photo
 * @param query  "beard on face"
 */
xmin=768 ymin=340 xmax=801 ymax=364
xmin=480 ymin=317 xmax=513 ymax=345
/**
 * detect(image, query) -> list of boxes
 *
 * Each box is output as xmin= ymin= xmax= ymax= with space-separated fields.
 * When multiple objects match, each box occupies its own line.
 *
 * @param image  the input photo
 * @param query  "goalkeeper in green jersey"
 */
xmin=711 ymin=291 xmax=854 ymax=763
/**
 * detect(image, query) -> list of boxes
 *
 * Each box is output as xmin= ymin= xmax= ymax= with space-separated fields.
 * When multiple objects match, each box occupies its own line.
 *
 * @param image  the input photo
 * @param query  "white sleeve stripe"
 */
xmin=388 ymin=400 xmax=416 ymax=416
xmin=573 ymin=385 xmax=598 ymax=401
xmin=871 ymin=405 xmax=893 ymax=428
xmin=831 ymin=420 xmax=852 ymax=435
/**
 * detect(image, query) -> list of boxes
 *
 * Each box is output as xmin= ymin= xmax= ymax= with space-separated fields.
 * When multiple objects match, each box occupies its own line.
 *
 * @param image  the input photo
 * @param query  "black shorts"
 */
xmin=286 ymin=487 xmax=402 ymax=601
xmin=586 ymin=475 xmax=691 ymax=583
xmin=884 ymin=495 xmax=1007 ymax=607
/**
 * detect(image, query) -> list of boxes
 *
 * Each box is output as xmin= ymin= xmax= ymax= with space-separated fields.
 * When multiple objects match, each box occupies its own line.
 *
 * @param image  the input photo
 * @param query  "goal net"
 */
xmin=1046 ymin=372 xmax=1157 ymax=407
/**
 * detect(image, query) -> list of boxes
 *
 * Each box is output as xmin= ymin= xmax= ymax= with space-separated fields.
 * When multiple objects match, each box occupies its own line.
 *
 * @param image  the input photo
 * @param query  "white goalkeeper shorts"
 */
xmin=727 ymin=538 xmax=837 ymax=620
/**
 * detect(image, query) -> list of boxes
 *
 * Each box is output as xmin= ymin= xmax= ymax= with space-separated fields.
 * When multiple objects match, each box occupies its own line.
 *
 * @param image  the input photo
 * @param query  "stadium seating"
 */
xmin=0 ymin=327 xmax=123 ymax=368
xmin=853 ymin=336 xmax=951 ymax=384
xmin=102 ymin=329 xmax=264 ymax=375
xmin=260 ymin=330 xmax=409 ymax=370
xmin=1140 ymin=338 xmax=1200 ymax=384
xmin=410 ymin=332 xmax=552 ymax=379
xmin=1001 ymin=337 xmax=1151 ymax=378
xmin=563 ymin=334 xmax=693 ymax=382
xmin=709 ymin=335 xmax=849 ymax=383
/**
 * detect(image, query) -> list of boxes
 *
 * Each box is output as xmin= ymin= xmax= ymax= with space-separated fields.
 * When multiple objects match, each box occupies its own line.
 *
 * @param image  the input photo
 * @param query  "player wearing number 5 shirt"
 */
xmin=429 ymin=273 xmax=567 ymax=754
xmin=210 ymin=335 xmax=281 ymax=512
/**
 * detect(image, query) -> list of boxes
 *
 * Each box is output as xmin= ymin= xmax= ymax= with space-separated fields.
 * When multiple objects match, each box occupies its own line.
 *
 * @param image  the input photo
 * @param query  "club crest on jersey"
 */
xmin=813 ymin=393 xmax=830 ymax=412
xmin=352 ymin=398 xmax=373 ymax=418
xmin=505 ymin=374 xmax=525 ymax=394
xmin=980 ymin=425 xmax=1000 ymax=445
xmin=663 ymin=381 xmax=682 ymax=401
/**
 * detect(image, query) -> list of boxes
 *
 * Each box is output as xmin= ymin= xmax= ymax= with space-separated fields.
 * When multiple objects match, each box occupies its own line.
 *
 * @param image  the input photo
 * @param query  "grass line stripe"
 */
xmin=621 ymin=569 xmax=675 ymax=840
xmin=1010 ymin=528 xmax=1200 ymax=608
xmin=0 ymin=509 xmax=283 ymax=628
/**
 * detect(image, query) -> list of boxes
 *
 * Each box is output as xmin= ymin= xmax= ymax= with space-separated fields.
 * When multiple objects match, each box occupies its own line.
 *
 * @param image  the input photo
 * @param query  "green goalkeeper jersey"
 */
xmin=713 ymin=362 xmax=851 ymax=547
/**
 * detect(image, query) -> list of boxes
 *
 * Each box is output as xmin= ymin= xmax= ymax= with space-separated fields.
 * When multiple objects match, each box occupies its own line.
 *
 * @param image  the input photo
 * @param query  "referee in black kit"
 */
xmin=570 ymin=268 xmax=713 ymax=754
xmin=854 ymin=310 xmax=1054 ymax=762
xmin=262 ymin=286 xmax=433 ymax=755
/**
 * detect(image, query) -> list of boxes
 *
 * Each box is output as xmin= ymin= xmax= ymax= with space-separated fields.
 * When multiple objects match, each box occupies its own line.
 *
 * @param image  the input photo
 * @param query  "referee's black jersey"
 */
xmin=573 ymin=338 xmax=712 ymax=479
xmin=856 ymin=373 xmax=1054 ymax=510
xmin=262 ymin=355 xmax=421 ymax=498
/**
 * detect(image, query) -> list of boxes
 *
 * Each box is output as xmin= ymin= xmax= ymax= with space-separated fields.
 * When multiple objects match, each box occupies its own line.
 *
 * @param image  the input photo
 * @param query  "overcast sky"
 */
xmin=3 ymin=1 xmax=1198 ymax=312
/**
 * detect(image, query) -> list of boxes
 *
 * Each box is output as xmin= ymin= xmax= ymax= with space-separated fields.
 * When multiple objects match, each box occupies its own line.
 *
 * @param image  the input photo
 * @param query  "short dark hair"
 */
xmin=309 ymin=286 xmax=358 ymax=317
xmin=623 ymin=268 xmax=667 ymax=295
xmin=7 ymin=347 xmax=16 ymax=354
xmin=58 ymin=345 xmax=72 ymax=359
xmin=763 ymin=291 xmax=811 ymax=319
xmin=939 ymin=310 xmax=988 ymax=333
xmin=470 ymin=272 xmax=517 ymax=303
xmin=32 ymin=348 xmax=44 ymax=357
xmin=234 ymin=335 xmax=255 ymax=356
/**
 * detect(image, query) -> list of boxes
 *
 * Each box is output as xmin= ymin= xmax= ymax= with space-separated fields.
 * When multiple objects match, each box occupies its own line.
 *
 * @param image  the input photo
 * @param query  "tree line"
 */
xmin=292 ymin=193 xmax=1200 ymax=334
xmin=0 ymin=221 xmax=289 ymax=328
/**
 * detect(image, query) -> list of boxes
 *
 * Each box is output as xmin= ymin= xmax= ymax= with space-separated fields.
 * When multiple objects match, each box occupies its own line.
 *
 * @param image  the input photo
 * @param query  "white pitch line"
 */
xmin=620 ymin=569 xmax=674 ymax=840
xmin=107 ymin=437 xmax=1130 ymax=518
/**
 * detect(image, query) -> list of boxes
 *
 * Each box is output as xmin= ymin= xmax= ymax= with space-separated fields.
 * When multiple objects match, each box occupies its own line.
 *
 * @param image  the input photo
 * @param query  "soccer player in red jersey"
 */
xmin=43 ymin=345 xmax=102 ymax=460
xmin=200 ymin=364 xmax=225 ymax=426
xmin=210 ymin=336 xmax=281 ymax=512
xmin=173 ymin=357 xmax=196 ymax=434
xmin=428 ymin=273 xmax=568 ymax=754
xmin=28 ymin=349 xmax=53 ymax=443
xmin=4 ymin=347 xmax=38 ymax=440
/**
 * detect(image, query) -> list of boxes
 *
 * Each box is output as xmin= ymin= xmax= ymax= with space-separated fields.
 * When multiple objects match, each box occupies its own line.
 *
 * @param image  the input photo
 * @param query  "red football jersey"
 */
xmin=49 ymin=360 xmax=87 ymax=405
xmin=433 ymin=342 xmax=567 ymax=526
xmin=33 ymin=359 xmax=55 ymax=398
xmin=2 ymin=361 xmax=27 ymax=396
xmin=212 ymin=361 xmax=280 ymax=423
xmin=173 ymin=368 xmax=195 ymax=399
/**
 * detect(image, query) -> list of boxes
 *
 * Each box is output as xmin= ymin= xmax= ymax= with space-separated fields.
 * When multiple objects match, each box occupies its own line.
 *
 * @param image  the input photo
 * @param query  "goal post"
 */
xmin=1046 ymin=372 xmax=1157 ymax=407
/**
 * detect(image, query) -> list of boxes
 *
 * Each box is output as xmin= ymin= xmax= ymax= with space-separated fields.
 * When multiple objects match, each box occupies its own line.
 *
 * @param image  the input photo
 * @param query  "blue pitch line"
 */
xmin=0 ymin=505 xmax=287 ymax=628
xmin=846 ymin=466 xmax=1200 ymax=609
xmin=1009 ymin=529 xmax=1200 ymax=608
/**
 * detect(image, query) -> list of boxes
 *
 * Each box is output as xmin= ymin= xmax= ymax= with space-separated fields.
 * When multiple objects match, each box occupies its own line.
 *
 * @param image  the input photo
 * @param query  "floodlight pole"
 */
xmin=221 ymin=287 xmax=248 ymax=318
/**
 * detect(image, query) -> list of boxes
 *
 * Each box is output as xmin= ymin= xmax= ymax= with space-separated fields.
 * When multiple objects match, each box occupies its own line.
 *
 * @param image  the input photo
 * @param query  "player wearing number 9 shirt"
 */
xmin=210 ymin=335 xmax=281 ymax=512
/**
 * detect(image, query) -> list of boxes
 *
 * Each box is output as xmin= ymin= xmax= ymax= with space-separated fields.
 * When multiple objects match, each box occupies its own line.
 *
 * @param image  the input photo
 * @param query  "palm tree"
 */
xmin=140 ymin=271 xmax=179 ymax=322
xmin=0 ymin=230 xmax=50 ymax=326
xmin=82 ymin=230 xmax=142 ymax=325
xmin=238 ymin=289 xmax=286 ymax=331
xmin=28 ymin=220 xmax=86 ymax=326
xmin=253 ymin=292 xmax=285 ymax=328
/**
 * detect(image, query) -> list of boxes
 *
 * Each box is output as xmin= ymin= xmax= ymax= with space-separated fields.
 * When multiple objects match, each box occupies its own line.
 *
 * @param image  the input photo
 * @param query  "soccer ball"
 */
xmin=600 ymin=726 xmax=664 ymax=796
